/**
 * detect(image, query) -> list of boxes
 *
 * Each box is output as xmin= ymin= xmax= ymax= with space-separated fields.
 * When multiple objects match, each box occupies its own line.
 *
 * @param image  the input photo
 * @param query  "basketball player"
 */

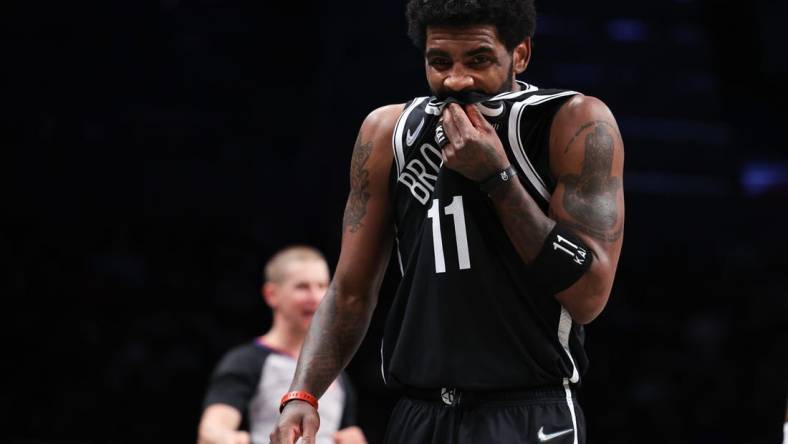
xmin=198 ymin=246 xmax=366 ymax=444
xmin=271 ymin=0 xmax=624 ymax=442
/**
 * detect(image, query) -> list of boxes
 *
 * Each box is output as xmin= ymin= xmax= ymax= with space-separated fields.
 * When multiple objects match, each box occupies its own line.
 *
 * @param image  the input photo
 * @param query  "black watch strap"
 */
xmin=479 ymin=165 xmax=518 ymax=194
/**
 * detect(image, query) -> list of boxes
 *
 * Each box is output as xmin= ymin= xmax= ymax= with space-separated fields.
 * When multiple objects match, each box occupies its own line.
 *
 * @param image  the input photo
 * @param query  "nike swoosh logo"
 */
xmin=406 ymin=117 xmax=425 ymax=146
xmin=537 ymin=426 xmax=574 ymax=442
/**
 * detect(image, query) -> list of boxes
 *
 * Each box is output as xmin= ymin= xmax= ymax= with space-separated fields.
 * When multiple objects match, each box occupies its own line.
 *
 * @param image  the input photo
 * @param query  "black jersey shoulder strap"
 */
xmin=502 ymin=87 xmax=579 ymax=203
xmin=391 ymin=96 xmax=431 ymax=177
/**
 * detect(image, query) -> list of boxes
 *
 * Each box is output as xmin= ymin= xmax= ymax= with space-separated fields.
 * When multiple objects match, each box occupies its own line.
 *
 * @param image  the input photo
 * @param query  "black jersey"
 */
xmin=382 ymin=82 xmax=587 ymax=391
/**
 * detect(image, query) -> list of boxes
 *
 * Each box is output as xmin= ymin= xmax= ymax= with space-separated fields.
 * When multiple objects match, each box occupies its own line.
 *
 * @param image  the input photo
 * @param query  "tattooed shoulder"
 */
xmin=558 ymin=120 xmax=623 ymax=242
xmin=563 ymin=120 xmax=618 ymax=154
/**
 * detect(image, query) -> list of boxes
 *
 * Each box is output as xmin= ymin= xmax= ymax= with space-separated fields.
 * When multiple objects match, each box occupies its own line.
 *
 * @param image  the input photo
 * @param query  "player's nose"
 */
xmin=443 ymin=67 xmax=474 ymax=92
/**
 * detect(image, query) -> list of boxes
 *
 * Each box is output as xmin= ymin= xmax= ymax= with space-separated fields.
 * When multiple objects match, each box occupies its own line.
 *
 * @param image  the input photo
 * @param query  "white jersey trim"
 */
xmin=393 ymin=224 xmax=405 ymax=276
xmin=507 ymin=91 xmax=578 ymax=203
xmin=558 ymin=307 xmax=580 ymax=384
xmin=393 ymin=97 xmax=429 ymax=175
xmin=563 ymin=378 xmax=579 ymax=444
xmin=493 ymin=80 xmax=539 ymax=100
xmin=380 ymin=338 xmax=388 ymax=386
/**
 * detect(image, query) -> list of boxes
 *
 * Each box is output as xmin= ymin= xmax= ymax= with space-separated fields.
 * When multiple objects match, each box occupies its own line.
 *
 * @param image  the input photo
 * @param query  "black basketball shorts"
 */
xmin=383 ymin=384 xmax=585 ymax=444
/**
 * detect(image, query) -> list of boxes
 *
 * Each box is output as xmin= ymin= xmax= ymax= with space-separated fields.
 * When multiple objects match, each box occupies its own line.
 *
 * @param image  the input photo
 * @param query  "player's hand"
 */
xmin=269 ymin=401 xmax=320 ymax=444
xmin=333 ymin=426 xmax=367 ymax=444
xmin=440 ymin=103 xmax=509 ymax=182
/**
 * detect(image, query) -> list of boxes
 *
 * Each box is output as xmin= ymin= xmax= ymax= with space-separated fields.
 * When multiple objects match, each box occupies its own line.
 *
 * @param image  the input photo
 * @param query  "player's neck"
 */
xmin=511 ymin=78 xmax=523 ymax=92
xmin=260 ymin=324 xmax=305 ymax=358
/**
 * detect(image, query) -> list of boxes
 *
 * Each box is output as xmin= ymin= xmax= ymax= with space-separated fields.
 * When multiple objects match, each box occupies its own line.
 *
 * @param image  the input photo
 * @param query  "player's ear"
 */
xmin=262 ymin=282 xmax=278 ymax=308
xmin=512 ymin=38 xmax=531 ymax=74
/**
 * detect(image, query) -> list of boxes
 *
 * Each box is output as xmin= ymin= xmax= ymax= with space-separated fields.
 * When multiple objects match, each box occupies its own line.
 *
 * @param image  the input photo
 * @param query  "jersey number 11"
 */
xmin=427 ymin=196 xmax=471 ymax=273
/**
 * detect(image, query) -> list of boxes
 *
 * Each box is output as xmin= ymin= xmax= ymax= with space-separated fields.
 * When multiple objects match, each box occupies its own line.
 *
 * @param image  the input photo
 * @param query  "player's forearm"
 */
xmin=552 ymin=250 xmax=614 ymax=323
xmin=487 ymin=179 xmax=555 ymax=264
xmin=289 ymin=284 xmax=377 ymax=398
xmin=487 ymin=179 xmax=614 ymax=322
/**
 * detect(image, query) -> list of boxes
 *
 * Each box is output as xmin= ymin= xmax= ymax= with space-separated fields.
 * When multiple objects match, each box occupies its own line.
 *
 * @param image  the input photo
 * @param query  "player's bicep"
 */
xmin=549 ymin=96 xmax=625 ymax=251
xmin=340 ymin=131 xmax=391 ymax=238
xmin=333 ymin=105 xmax=403 ymax=295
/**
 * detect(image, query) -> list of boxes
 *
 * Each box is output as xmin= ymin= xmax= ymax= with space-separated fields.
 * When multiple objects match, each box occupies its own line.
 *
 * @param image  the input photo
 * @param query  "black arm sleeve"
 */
xmin=202 ymin=342 xmax=267 ymax=412
xmin=338 ymin=372 xmax=359 ymax=429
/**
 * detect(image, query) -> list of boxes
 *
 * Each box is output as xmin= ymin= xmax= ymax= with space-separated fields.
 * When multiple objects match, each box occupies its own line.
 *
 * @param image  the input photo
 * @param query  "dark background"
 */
xmin=5 ymin=0 xmax=788 ymax=443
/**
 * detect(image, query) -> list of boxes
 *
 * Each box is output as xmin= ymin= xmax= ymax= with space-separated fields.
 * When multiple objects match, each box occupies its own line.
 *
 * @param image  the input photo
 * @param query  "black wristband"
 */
xmin=479 ymin=165 xmax=518 ymax=194
xmin=530 ymin=223 xmax=593 ymax=294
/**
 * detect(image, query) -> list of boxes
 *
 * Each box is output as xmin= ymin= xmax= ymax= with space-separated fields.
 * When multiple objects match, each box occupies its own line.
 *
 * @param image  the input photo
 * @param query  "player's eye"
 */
xmin=469 ymin=55 xmax=492 ymax=66
xmin=429 ymin=58 xmax=451 ymax=69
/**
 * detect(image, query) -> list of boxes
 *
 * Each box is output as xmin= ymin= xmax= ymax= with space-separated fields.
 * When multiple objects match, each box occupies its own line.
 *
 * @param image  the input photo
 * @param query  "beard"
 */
xmin=432 ymin=65 xmax=515 ymax=104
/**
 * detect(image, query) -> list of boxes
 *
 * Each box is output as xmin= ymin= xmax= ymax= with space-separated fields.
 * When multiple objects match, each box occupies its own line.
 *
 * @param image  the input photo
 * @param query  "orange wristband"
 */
xmin=279 ymin=390 xmax=318 ymax=413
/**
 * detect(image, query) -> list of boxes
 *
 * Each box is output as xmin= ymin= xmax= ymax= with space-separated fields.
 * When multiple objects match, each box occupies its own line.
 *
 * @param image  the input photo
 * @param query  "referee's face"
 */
xmin=274 ymin=259 xmax=330 ymax=333
xmin=424 ymin=24 xmax=530 ymax=101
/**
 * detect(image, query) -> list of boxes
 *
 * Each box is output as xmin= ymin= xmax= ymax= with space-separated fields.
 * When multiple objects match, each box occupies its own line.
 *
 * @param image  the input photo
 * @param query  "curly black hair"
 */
xmin=406 ymin=0 xmax=536 ymax=51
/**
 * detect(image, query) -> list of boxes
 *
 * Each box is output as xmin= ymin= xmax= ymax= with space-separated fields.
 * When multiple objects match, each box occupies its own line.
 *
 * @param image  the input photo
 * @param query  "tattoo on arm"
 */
xmin=559 ymin=121 xmax=623 ymax=242
xmin=294 ymin=136 xmax=382 ymax=396
xmin=555 ymin=217 xmax=624 ymax=243
xmin=563 ymin=120 xmax=617 ymax=154
xmin=296 ymin=285 xmax=372 ymax=397
xmin=491 ymin=182 xmax=555 ymax=264
xmin=343 ymin=135 xmax=373 ymax=233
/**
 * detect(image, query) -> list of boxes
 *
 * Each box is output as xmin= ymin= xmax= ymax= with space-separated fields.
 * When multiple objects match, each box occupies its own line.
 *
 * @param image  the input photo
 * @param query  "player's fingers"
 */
xmin=437 ymin=118 xmax=456 ymax=167
xmin=440 ymin=110 xmax=461 ymax=145
xmin=465 ymin=104 xmax=493 ymax=132
xmin=441 ymin=142 xmax=454 ymax=165
xmin=271 ymin=423 xmax=299 ymax=444
xmin=447 ymin=103 xmax=474 ymax=137
xmin=300 ymin=414 xmax=320 ymax=444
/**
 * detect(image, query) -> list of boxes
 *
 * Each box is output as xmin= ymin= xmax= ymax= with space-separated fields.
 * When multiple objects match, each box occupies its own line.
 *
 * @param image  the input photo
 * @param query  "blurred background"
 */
xmin=5 ymin=0 xmax=788 ymax=443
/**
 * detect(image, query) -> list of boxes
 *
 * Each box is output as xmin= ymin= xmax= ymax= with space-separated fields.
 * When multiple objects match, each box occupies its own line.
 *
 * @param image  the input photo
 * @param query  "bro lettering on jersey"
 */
xmin=398 ymin=141 xmax=442 ymax=205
